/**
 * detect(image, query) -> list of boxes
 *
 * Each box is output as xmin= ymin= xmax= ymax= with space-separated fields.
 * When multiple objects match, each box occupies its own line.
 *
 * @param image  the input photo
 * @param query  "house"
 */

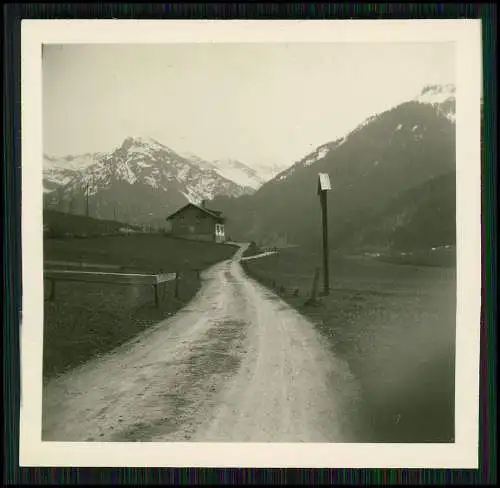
xmin=166 ymin=200 xmax=226 ymax=243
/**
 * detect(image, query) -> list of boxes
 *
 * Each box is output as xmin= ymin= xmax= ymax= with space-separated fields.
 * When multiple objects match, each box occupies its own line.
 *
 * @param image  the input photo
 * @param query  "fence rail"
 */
xmin=44 ymin=260 xmax=122 ymax=270
xmin=44 ymin=269 xmax=177 ymax=306
xmin=240 ymin=251 xmax=278 ymax=262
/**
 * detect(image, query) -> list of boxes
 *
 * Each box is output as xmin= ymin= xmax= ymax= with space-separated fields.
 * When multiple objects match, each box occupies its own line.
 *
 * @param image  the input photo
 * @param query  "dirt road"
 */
xmin=42 ymin=245 xmax=360 ymax=442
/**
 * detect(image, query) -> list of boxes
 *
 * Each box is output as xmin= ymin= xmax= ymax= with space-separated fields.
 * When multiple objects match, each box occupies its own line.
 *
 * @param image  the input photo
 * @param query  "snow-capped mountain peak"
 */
xmin=414 ymin=83 xmax=456 ymax=122
xmin=120 ymin=136 xmax=177 ymax=156
xmin=414 ymin=84 xmax=456 ymax=105
xmin=43 ymin=136 xmax=256 ymax=224
xmin=273 ymin=83 xmax=457 ymax=185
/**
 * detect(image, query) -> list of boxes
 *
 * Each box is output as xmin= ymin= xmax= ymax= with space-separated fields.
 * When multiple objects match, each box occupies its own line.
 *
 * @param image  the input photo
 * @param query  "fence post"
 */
xmin=310 ymin=267 xmax=320 ymax=302
xmin=175 ymin=272 xmax=180 ymax=299
xmin=153 ymin=283 xmax=159 ymax=307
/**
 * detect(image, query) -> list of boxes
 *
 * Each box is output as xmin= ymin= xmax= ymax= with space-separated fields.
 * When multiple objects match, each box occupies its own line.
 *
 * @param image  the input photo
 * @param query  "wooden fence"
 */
xmin=44 ymin=269 xmax=178 ymax=307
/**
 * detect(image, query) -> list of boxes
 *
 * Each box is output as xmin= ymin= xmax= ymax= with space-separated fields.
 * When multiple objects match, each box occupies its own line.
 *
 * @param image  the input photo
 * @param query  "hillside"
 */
xmin=43 ymin=209 xmax=142 ymax=238
xmin=348 ymin=171 xmax=456 ymax=251
xmin=212 ymin=87 xmax=456 ymax=253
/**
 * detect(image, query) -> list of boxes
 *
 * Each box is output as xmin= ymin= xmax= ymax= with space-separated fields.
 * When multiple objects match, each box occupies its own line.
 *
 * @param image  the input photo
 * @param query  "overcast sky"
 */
xmin=43 ymin=43 xmax=454 ymax=168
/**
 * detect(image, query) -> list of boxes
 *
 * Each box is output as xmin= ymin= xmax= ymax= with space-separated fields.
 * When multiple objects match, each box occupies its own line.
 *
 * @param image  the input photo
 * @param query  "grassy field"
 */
xmin=44 ymin=233 xmax=238 ymax=273
xmin=43 ymin=235 xmax=238 ymax=380
xmin=43 ymin=209 xmax=143 ymax=238
xmin=242 ymin=247 xmax=456 ymax=443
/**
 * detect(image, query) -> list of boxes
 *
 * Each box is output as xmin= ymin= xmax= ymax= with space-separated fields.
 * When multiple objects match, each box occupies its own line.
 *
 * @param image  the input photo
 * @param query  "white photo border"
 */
xmin=20 ymin=19 xmax=482 ymax=468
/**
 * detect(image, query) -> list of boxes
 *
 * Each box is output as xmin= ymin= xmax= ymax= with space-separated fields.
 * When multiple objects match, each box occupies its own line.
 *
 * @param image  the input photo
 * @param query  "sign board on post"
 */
xmin=317 ymin=173 xmax=331 ymax=296
xmin=317 ymin=173 xmax=332 ymax=193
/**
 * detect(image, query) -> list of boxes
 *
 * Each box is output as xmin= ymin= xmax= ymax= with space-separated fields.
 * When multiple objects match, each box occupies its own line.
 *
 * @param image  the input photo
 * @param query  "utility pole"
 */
xmin=317 ymin=173 xmax=332 ymax=296
xmin=85 ymin=182 xmax=89 ymax=217
xmin=85 ymin=174 xmax=95 ymax=218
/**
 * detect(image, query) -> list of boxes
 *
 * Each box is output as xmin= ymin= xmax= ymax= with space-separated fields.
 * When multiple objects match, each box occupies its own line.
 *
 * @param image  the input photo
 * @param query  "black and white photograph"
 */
xmin=20 ymin=20 xmax=482 ymax=468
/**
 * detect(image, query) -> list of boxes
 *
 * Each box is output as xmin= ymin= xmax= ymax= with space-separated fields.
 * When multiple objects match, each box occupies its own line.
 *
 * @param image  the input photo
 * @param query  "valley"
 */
xmin=212 ymin=95 xmax=456 ymax=251
xmin=41 ymin=83 xmax=459 ymax=443
xmin=43 ymin=85 xmax=457 ymax=256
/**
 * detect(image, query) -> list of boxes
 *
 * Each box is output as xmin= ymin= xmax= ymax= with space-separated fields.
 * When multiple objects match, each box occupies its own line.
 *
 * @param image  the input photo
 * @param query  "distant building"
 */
xmin=166 ymin=200 xmax=226 ymax=243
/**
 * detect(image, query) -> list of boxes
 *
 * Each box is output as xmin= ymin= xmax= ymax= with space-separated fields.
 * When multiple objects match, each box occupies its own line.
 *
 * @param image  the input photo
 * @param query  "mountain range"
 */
xmin=211 ymin=84 xmax=457 ymax=252
xmin=43 ymin=137 xmax=286 ymax=227
xmin=44 ymin=83 xmax=457 ymax=251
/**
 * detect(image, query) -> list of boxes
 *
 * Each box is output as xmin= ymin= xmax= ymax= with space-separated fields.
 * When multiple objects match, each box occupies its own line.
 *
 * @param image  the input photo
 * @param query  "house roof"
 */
xmin=166 ymin=202 xmax=226 ymax=222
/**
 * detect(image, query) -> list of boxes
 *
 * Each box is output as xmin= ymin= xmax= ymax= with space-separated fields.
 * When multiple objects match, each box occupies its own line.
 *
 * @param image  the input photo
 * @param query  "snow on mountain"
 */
xmin=212 ymin=85 xmax=456 ymax=250
xmin=252 ymin=162 xmax=290 ymax=182
xmin=414 ymin=84 xmax=456 ymax=105
xmin=414 ymin=83 xmax=456 ymax=122
xmin=43 ymin=153 xmax=104 ymax=193
xmin=180 ymin=153 xmax=287 ymax=189
xmin=43 ymin=152 xmax=103 ymax=172
xmin=209 ymin=159 xmax=264 ymax=190
xmin=75 ymin=137 xmax=254 ymax=196
xmin=272 ymin=84 xmax=456 ymax=185
xmin=302 ymin=145 xmax=331 ymax=168
xmin=179 ymin=152 xmax=213 ymax=170
xmin=274 ymin=134 xmax=351 ymax=182
xmin=43 ymin=136 xmax=256 ymax=224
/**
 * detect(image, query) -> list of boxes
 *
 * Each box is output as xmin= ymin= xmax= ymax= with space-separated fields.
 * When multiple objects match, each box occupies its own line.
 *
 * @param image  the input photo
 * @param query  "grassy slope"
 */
xmin=242 ymin=248 xmax=456 ymax=442
xmin=43 ymin=235 xmax=238 ymax=379
xmin=43 ymin=209 xmax=142 ymax=237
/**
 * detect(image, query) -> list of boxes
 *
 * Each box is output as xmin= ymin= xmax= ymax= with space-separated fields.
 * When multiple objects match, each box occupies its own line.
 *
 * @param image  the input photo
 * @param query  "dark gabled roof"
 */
xmin=166 ymin=203 xmax=225 ymax=222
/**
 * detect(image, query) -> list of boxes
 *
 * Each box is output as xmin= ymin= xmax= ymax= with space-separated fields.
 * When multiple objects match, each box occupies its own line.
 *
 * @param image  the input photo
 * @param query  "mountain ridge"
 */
xmin=43 ymin=141 xmax=282 ymax=196
xmin=211 ymin=84 xmax=456 ymax=252
xmin=44 ymin=83 xmax=457 ymax=249
xmin=43 ymin=136 xmax=256 ymax=226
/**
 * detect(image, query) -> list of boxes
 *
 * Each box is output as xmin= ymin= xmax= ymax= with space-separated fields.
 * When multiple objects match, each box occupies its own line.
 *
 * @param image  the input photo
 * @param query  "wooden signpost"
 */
xmin=317 ymin=173 xmax=332 ymax=296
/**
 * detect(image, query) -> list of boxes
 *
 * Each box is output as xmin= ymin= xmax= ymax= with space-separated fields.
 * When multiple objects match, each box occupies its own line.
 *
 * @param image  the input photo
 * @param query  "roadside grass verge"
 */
xmin=242 ymin=242 xmax=261 ymax=258
xmin=43 ymin=235 xmax=238 ymax=380
xmin=242 ymin=247 xmax=456 ymax=443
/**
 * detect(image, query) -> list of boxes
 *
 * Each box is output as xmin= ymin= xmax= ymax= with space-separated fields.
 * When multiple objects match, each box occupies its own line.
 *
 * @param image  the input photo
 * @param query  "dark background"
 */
xmin=3 ymin=3 xmax=496 ymax=485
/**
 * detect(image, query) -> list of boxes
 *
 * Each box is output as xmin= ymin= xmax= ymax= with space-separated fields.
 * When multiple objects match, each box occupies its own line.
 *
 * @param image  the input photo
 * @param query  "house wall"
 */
xmin=170 ymin=206 xmax=217 ymax=241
